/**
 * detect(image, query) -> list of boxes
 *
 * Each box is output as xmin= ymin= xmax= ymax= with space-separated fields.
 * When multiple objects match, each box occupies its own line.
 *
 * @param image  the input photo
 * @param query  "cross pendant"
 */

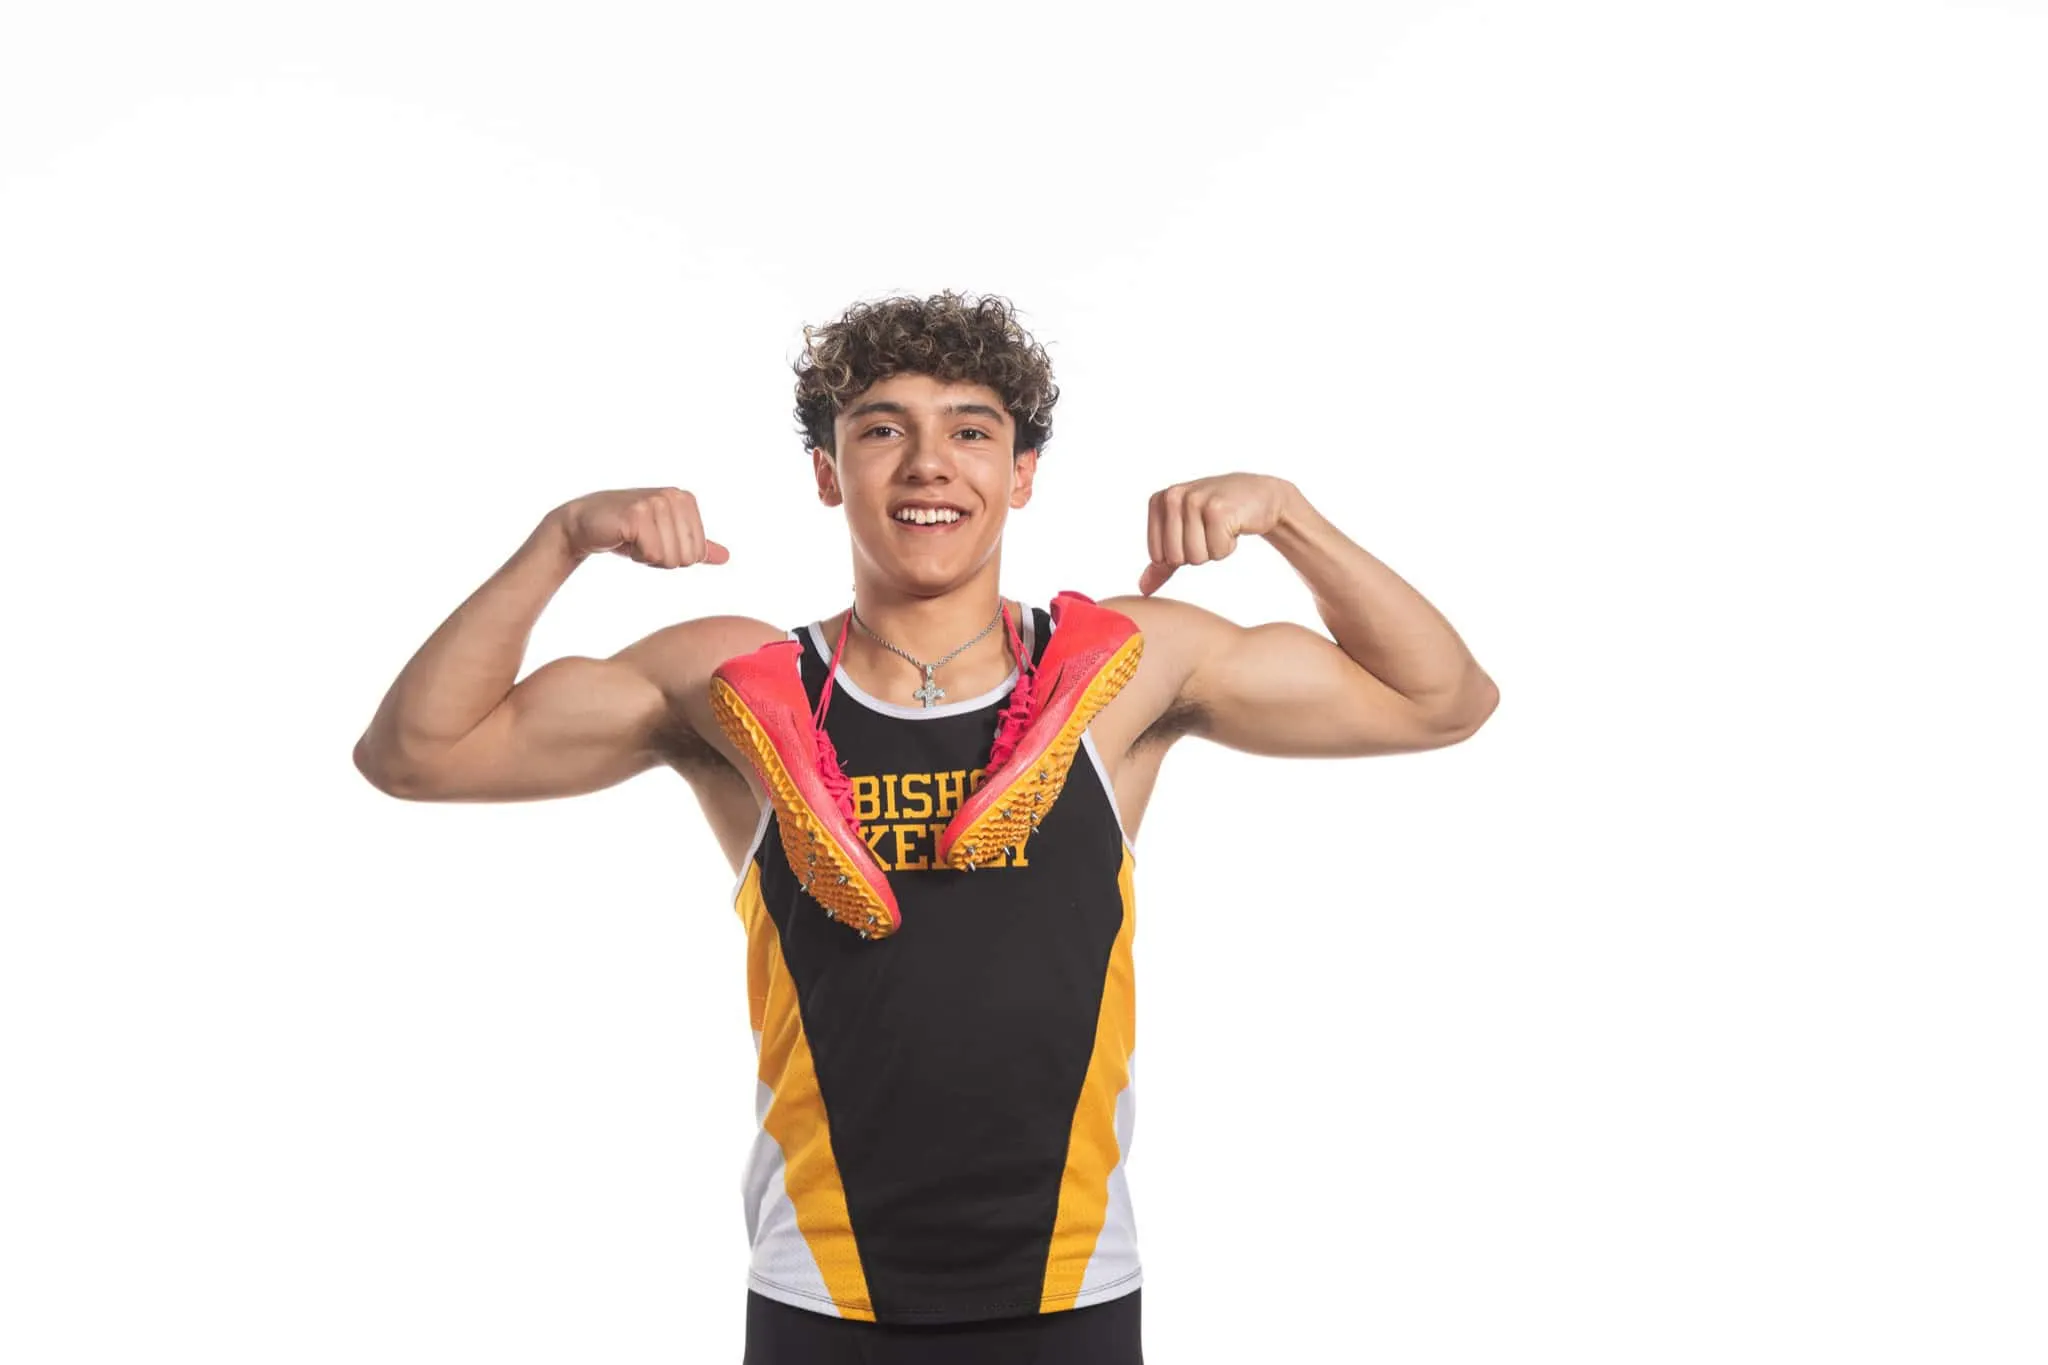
xmin=913 ymin=666 xmax=946 ymax=708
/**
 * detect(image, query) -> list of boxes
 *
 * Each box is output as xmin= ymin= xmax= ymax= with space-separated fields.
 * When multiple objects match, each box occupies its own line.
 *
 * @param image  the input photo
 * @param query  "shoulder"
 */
xmin=615 ymin=614 xmax=790 ymax=695
xmin=1097 ymin=592 xmax=1230 ymax=633
xmin=1087 ymin=594 xmax=1241 ymax=756
xmin=1095 ymin=593 xmax=1241 ymax=680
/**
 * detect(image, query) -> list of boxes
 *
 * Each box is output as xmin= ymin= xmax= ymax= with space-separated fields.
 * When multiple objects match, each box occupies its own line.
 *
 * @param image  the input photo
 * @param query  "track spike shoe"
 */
xmin=935 ymin=592 xmax=1142 ymax=869
xmin=709 ymin=639 xmax=900 ymax=938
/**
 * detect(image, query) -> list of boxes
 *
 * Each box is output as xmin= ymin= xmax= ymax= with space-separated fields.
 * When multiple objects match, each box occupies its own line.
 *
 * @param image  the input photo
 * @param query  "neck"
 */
xmin=835 ymin=566 xmax=1022 ymax=701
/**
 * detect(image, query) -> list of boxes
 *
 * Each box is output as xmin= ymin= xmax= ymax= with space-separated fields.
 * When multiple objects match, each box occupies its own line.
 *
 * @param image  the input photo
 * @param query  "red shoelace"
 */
xmin=985 ymin=604 xmax=1039 ymax=770
xmin=812 ymin=600 xmax=1037 ymax=837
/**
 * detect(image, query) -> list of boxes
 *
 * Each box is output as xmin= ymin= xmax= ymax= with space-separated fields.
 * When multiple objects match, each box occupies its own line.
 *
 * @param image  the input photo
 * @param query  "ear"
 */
xmin=1009 ymin=447 xmax=1039 ymax=510
xmin=811 ymin=446 xmax=843 ymax=507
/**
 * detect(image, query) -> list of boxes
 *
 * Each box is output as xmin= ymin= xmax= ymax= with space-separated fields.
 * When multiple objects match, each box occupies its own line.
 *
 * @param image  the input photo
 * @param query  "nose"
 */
xmin=898 ymin=429 xmax=956 ymax=483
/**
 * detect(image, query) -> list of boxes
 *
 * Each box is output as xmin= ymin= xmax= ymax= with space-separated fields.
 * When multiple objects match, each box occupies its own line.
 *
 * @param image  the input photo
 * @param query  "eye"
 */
xmin=860 ymin=424 xmax=993 ymax=440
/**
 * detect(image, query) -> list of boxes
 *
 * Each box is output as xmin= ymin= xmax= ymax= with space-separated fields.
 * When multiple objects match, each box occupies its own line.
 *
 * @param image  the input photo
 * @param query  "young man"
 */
xmin=353 ymin=291 xmax=1497 ymax=1363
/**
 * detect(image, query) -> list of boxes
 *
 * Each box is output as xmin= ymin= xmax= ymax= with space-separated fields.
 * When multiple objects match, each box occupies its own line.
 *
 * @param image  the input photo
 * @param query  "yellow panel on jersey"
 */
xmin=1040 ymin=845 xmax=1138 ymax=1310
xmin=737 ymin=862 xmax=877 ymax=1321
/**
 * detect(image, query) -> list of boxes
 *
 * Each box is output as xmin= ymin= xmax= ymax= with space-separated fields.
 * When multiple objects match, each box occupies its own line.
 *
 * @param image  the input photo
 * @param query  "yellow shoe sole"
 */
xmin=940 ymin=633 xmax=1144 ymax=870
xmin=709 ymin=677 xmax=899 ymax=939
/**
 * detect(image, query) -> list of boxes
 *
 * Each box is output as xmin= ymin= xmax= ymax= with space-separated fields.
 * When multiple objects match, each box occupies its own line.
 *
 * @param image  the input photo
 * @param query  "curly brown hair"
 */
xmin=792 ymin=289 xmax=1060 ymax=460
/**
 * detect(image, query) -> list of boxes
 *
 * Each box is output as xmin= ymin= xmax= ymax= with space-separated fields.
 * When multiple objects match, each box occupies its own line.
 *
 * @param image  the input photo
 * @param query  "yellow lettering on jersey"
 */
xmin=899 ymin=772 xmax=934 ymax=820
xmin=851 ymin=776 xmax=881 ymax=824
xmin=822 ymin=769 xmax=1054 ymax=877
xmin=891 ymin=823 xmax=927 ymax=871
xmin=861 ymin=822 xmax=892 ymax=868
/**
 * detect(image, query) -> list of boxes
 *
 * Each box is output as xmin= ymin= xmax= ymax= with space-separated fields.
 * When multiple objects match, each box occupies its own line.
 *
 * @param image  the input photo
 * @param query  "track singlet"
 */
xmin=730 ymin=604 xmax=1142 ymax=1326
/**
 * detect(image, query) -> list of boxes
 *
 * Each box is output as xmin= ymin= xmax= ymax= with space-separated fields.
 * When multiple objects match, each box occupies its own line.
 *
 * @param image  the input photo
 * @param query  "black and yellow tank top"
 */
xmin=729 ymin=604 xmax=1142 ymax=1326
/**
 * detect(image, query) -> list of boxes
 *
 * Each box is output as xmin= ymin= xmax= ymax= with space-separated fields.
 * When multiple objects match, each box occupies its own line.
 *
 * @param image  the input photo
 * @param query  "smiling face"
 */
xmin=814 ymin=372 xmax=1039 ymax=598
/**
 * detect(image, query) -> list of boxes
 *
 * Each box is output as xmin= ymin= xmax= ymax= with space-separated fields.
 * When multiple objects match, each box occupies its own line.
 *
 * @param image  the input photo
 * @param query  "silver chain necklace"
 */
xmin=849 ymin=599 xmax=1008 ymax=708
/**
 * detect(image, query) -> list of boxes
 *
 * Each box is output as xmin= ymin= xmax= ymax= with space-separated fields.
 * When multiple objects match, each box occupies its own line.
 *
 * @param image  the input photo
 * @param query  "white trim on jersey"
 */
xmin=804 ymin=606 xmax=1038 ymax=720
xmin=1078 ymin=728 xmax=1136 ymax=856
xmin=729 ymin=799 xmax=775 ymax=905
xmin=724 ymin=630 xmax=801 ymax=903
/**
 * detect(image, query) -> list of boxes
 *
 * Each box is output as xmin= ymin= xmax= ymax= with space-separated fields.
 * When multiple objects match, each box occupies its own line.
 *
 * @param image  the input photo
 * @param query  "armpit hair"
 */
xmin=1134 ymin=696 xmax=1208 ymax=751
xmin=652 ymin=714 xmax=732 ymax=778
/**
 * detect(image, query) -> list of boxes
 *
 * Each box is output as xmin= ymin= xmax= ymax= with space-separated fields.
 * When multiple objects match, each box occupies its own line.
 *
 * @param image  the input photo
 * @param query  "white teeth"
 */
xmin=896 ymin=507 xmax=961 ymax=524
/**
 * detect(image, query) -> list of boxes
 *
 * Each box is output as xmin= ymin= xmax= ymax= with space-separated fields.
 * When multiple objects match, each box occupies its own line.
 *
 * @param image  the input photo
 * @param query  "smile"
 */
xmin=892 ymin=507 xmax=970 ymax=530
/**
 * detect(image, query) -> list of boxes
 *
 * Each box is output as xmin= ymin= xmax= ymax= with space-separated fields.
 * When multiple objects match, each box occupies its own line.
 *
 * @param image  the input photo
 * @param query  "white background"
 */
xmin=4 ymin=1 xmax=2044 ymax=1360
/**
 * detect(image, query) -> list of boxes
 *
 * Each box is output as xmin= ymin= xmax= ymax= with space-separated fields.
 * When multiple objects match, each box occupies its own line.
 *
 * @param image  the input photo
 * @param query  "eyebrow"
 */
xmin=842 ymin=399 xmax=1009 ymax=427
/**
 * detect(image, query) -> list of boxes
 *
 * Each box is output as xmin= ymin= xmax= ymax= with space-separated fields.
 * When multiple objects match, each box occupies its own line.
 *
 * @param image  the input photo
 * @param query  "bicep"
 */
xmin=1182 ymin=620 xmax=1460 ymax=759
xmin=397 ymin=615 xmax=781 ymax=803
xmin=402 ymin=652 xmax=674 ymax=802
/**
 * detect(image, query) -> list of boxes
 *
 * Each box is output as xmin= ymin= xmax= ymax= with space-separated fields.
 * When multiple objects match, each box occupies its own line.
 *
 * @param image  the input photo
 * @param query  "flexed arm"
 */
xmin=1107 ymin=473 xmax=1498 ymax=758
xmin=352 ymin=488 xmax=778 ymax=801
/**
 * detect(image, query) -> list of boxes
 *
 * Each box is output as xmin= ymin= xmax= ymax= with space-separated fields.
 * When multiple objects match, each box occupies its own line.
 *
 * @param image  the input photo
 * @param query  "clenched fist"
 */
xmin=556 ymin=487 xmax=730 ymax=568
xmin=1139 ymin=473 xmax=1296 ymax=595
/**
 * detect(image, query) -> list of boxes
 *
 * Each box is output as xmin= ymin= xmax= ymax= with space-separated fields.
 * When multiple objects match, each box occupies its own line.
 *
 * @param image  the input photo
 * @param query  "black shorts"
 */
xmin=742 ymin=1287 xmax=1143 ymax=1364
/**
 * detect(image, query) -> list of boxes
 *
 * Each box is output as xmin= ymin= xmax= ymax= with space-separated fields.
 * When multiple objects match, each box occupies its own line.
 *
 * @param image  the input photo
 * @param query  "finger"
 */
xmin=1139 ymin=561 xmax=1177 ymax=596
xmin=1146 ymin=490 xmax=1165 ymax=566
xmin=622 ymin=505 xmax=655 ymax=563
xmin=1202 ymin=501 xmax=1238 ymax=561
xmin=668 ymin=489 xmax=704 ymax=565
xmin=1181 ymin=497 xmax=1212 ymax=565
xmin=633 ymin=499 xmax=664 ymax=565
xmin=648 ymin=498 xmax=682 ymax=567
xmin=1159 ymin=488 xmax=1186 ymax=568
xmin=701 ymin=539 xmax=731 ymax=565
xmin=672 ymin=501 xmax=705 ymax=567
